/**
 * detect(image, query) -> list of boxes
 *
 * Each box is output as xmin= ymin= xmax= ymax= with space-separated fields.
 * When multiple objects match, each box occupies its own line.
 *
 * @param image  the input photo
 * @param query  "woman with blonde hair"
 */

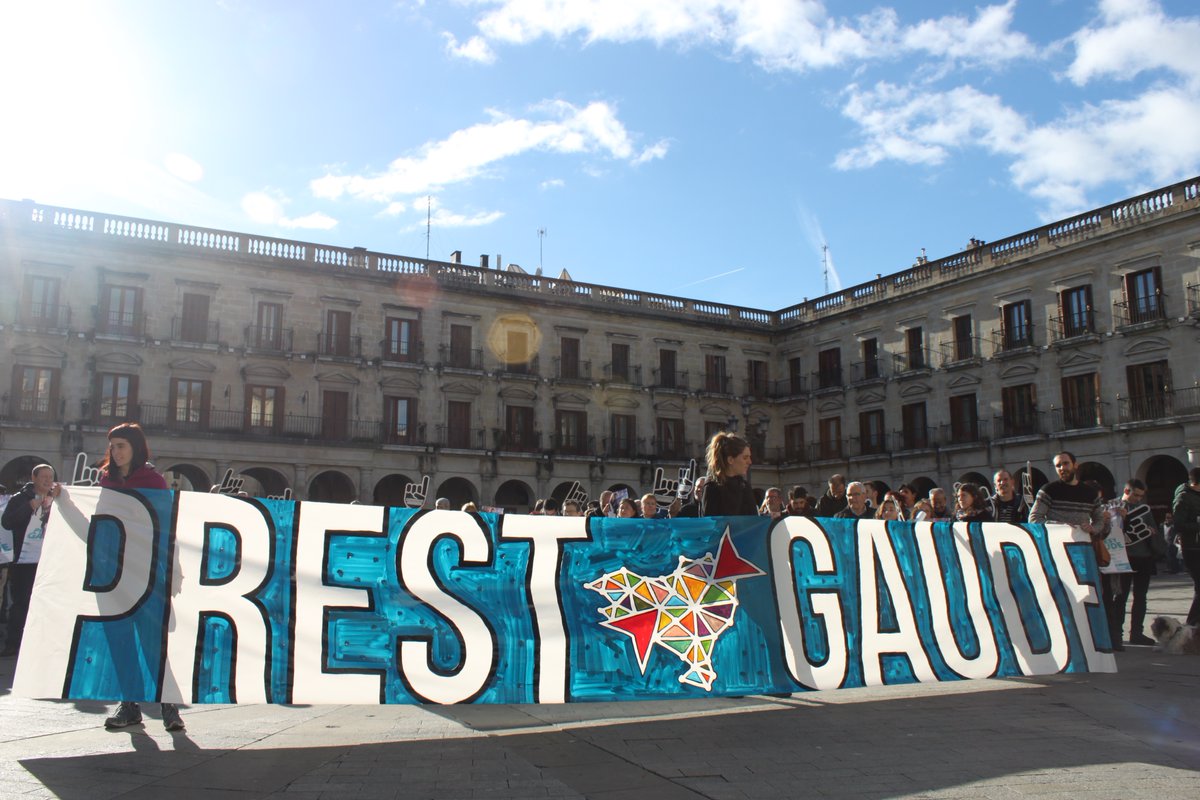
xmin=699 ymin=431 xmax=756 ymax=516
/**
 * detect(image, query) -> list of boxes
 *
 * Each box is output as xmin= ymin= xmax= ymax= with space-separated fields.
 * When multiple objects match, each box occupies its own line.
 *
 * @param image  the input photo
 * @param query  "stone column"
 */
xmin=294 ymin=464 xmax=309 ymax=500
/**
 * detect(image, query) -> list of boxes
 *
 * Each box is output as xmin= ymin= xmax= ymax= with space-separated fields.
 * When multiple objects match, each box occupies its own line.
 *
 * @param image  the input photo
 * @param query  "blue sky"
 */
xmin=2 ymin=0 xmax=1198 ymax=309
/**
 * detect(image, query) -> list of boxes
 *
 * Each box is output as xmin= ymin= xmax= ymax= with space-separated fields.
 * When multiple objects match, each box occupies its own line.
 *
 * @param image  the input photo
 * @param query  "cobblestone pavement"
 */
xmin=2 ymin=575 xmax=1198 ymax=799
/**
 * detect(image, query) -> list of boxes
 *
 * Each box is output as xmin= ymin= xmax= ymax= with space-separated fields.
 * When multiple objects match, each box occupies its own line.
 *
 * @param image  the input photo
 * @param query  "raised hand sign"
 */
xmin=565 ymin=481 xmax=589 ymax=506
xmin=404 ymin=475 xmax=430 ymax=508
xmin=210 ymin=469 xmax=245 ymax=496
xmin=676 ymin=459 xmax=697 ymax=501
xmin=69 ymin=452 xmax=103 ymax=487
xmin=652 ymin=467 xmax=680 ymax=505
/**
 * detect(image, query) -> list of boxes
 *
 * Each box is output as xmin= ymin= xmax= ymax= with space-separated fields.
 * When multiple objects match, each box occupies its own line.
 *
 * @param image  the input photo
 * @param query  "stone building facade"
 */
xmin=1 ymin=176 xmax=1198 ymax=512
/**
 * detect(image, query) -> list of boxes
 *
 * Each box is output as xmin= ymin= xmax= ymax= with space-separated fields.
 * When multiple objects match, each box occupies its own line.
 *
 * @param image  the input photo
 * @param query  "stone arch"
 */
xmin=308 ymin=470 xmax=356 ymax=503
xmin=0 ymin=455 xmax=52 ymax=490
xmin=435 ymin=476 xmax=478 ymax=509
xmin=162 ymin=463 xmax=211 ymax=492
xmin=958 ymin=471 xmax=990 ymax=488
xmin=1077 ymin=461 xmax=1116 ymax=501
xmin=909 ymin=476 xmax=937 ymax=500
xmin=550 ymin=480 xmax=590 ymax=504
xmin=374 ymin=473 xmax=416 ymax=507
xmin=1139 ymin=454 xmax=1188 ymax=514
xmin=239 ymin=466 xmax=290 ymax=498
xmin=1014 ymin=466 xmax=1050 ymax=499
xmin=494 ymin=479 xmax=534 ymax=513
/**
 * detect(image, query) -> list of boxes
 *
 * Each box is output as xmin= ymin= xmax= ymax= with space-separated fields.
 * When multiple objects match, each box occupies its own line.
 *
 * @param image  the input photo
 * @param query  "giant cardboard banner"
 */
xmin=14 ymin=487 xmax=1115 ymax=704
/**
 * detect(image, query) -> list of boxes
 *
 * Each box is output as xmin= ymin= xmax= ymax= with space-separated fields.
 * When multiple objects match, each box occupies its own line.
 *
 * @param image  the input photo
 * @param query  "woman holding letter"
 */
xmin=96 ymin=423 xmax=185 ymax=733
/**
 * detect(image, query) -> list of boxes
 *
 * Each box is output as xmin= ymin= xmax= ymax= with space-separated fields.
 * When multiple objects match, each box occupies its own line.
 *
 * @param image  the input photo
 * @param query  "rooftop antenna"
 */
xmin=425 ymin=196 xmax=431 ymax=260
xmin=538 ymin=227 xmax=547 ymax=272
xmin=822 ymin=243 xmax=829 ymax=295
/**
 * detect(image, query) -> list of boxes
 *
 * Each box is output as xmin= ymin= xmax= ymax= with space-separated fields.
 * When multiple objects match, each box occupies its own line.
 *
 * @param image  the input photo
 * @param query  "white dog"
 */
xmin=1149 ymin=616 xmax=1200 ymax=655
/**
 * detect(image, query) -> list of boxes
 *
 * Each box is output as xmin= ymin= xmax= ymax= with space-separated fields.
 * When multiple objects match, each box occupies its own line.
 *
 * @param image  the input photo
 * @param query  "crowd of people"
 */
xmin=2 ymin=425 xmax=1199 ymax=726
xmin=518 ymin=435 xmax=1200 ymax=654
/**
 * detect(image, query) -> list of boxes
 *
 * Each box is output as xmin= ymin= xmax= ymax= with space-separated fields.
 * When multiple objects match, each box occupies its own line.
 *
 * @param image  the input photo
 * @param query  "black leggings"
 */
xmin=1185 ymin=548 xmax=1200 ymax=626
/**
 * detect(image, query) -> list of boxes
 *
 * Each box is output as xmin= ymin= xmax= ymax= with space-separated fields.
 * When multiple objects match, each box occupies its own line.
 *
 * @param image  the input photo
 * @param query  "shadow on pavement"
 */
xmin=17 ymin=671 xmax=1200 ymax=800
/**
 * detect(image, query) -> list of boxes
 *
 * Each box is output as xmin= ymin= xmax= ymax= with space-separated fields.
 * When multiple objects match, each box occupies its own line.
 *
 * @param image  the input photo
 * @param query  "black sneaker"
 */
xmin=105 ymin=702 xmax=143 ymax=729
xmin=161 ymin=703 xmax=185 ymax=732
xmin=1129 ymin=632 xmax=1155 ymax=646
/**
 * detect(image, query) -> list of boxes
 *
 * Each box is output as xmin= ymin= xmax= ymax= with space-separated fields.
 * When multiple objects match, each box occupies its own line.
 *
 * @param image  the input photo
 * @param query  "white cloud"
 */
xmin=540 ymin=178 xmax=565 ymax=190
xmin=834 ymin=82 xmax=1026 ymax=170
xmin=442 ymin=32 xmax=496 ymax=63
xmin=834 ymin=80 xmax=1200 ymax=219
xmin=312 ymin=100 xmax=655 ymax=203
xmin=242 ymin=190 xmax=338 ymax=230
xmin=465 ymin=1 xmax=1036 ymax=72
xmin=1067 ymin=0 xmax=1200 ymax=87
xmin=632 ymin=138 xmax=671 ymax=165
xmin=397 ymin=199 xmax=504 ymax=232
xmin=163 ymin=153 xmax=204 ymax=182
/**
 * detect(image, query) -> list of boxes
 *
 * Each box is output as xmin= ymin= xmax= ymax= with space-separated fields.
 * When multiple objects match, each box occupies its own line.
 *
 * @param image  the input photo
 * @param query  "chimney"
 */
xmin=450 ymin=250 xmax=462 ymax=264
xmin=480 ymin=254 xmax=489 ymax=269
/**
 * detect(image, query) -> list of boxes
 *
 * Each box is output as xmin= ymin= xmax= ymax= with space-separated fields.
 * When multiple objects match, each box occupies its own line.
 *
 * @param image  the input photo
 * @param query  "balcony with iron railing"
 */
xmin=380 ymin=338 xmax=424 ymax=364
xmin=742 ymin=376 xmax=772 ymax=399
xmin=435 ymin=425 xmax=488 ymax=450
xmin=896 ymin=425 xmax=935 ymax=451
xmin=772 ymin=375 xmax=809 ymax=398
xmin=382 ymin=422 xmax=427 ymax=446
xmin=651 ymin=368 xmax=689 ymax=391
xmin=778 ymin=441 xmax=808 ymax=464
xmin=1114 ymin=294 xmax=1168 ymax=328
xmin=992 ymin=324 xmax=1035 ymax=355
xmin=700 ymin=373 xmax=733 ymax=395
xmin=940 ymin=418 xmax=990 ymax=446
xmin=603 ymin=435 xmax=643 ymax=459
xmin=1049 ymin=310 xmax=1099 ymax=344
xmin=1048 ymin=403 xmax=1107 ymax=432
xmin=499 ymin=354 xmax=540 ymax=378
xmin=244 ymin=324 xmax=294 ymax=354
xmin=494 ymin=428 xmax=542 ymax=453
xmin=2 ymin=394 xmax=61 ymax=424
xmin=812 ymin=367 xmax=844 ymax=392
xmin=551 ymin=433 xmax=596 ymax=456
xmin=317 ymin=332 xmax=362 ymax=359
xmin=652 ymin=437 xmax=693 ymax=461
xmin=94 ymin=307 xmax=148 ymax=338
xmin=553 ymin=357 xmax=591 ymax=382
xmin=602 ymin=363 xmax=642 ymax=386
xmin=136 ymin=403 xmax=382 ymax=442
xmin=938 ymin=336 xmax=987 ymax=368
xmin=851 ymin=432 xmax=890 ymax=457
xmin=171 ymin=317 xmax=220 ymax=345
xmin=439 ymin=345 xmax=484 ymax=371
xmin=15 ymin=302 xmax=72 ymax=331
xmin=812 ymin=439 xmax=845 ymax=461
xmin=892 ymin=349 xmax=934 ymax=378
xmin=1117 ymin=386 xmax=1200 ymax=424
xmin=992 ymin=411 xmax=1046 ymax=440
xmin=848 ymin=358 xmax=886 ymax=384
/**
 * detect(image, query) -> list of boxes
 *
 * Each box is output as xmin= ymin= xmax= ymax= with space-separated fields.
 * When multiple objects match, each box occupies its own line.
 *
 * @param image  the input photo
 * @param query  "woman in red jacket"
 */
xmin=96 ymin=423 xmax=184 ymax=732
xmin=98 ymin=422 xmax=169 ymax=491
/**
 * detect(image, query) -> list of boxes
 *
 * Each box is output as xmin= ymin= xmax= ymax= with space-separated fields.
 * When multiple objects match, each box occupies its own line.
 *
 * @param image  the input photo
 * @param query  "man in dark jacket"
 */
xmin=814 ymin=474 xmax=848 ymax=517
xmin=2 ymin=464 xmax=60 ymax=657
xmin=834 ymin=482 xmax=873 ymax=520
xmin=1173 ymin=468 xmax=1200 ymax=625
